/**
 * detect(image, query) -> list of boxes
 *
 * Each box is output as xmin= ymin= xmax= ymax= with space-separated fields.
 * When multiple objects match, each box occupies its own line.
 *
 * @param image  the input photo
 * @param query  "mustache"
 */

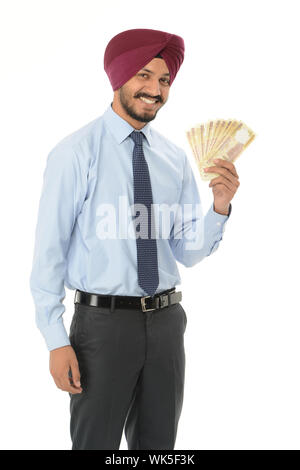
xmin=135 ymin=94 xmax=162 ymax=102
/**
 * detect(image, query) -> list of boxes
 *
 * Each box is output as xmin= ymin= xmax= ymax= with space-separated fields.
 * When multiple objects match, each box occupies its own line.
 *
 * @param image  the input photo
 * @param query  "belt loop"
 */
xmin=110 ymin=296 xmax=116 ymax=313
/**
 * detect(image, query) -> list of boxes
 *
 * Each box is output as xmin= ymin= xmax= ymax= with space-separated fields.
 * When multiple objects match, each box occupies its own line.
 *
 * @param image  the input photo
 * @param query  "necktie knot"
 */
xmin=130 ymin=130 xmax=144 ymax=146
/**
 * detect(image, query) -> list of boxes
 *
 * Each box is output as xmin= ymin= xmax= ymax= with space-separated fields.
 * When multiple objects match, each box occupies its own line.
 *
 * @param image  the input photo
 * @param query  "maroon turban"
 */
xmin=104 ymin=28 xmax=185 ymax=91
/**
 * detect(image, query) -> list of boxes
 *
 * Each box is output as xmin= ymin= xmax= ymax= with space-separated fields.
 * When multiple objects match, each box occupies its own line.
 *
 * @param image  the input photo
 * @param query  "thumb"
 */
xmin=70 ymin=361 xmax=81 ymax=388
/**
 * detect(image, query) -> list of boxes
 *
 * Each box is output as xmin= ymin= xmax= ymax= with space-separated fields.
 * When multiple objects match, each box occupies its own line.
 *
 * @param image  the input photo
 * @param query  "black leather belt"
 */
xmin=74 ymin=287 xmax=182 ymax=313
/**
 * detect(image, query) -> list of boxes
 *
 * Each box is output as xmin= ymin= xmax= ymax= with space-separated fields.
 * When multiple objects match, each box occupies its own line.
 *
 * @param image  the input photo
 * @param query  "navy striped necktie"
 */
xmin=130 ymin=130 xmax=159 ymax=297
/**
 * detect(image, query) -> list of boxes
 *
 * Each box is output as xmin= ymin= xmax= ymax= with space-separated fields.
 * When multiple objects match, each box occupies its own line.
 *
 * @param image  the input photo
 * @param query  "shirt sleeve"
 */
xmin=168 ymin=150 xmax=232 ymax=267
xmin=29 ymin=144 xmax=87 ymax=351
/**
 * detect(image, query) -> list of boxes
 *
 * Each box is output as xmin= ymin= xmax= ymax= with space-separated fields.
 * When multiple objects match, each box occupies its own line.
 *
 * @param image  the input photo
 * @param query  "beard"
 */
xmin=119 ymin=87 xmax=163 ymax=123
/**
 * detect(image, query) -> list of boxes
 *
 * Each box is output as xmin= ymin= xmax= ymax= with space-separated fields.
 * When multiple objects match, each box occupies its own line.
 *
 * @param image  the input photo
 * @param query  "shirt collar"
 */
xmin=103 ymin=102 xmax=152 ymax=146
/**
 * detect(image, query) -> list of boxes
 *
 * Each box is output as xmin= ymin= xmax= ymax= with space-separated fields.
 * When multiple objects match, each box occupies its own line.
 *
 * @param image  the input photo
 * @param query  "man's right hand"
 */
xmin=49 ymin=345 xmax=83 ymax=394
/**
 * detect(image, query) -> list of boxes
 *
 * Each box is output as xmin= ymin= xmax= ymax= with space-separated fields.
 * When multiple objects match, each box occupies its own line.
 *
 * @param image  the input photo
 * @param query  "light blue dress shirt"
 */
xmin=30 ymin=103 xmax=231 ymax=351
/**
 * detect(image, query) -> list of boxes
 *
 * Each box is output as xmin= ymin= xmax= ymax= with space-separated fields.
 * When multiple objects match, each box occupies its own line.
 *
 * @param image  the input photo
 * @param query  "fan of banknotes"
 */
xmin=186 ymin=119 xmax=256 ymax=181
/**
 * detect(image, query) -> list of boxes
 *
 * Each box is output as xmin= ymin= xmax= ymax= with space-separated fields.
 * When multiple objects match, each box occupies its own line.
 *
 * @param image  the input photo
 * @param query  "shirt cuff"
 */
xmin=38 ymin=320 xmax=71 ymax=352
xmin=206 ymin=202 xmax=232 ymax=230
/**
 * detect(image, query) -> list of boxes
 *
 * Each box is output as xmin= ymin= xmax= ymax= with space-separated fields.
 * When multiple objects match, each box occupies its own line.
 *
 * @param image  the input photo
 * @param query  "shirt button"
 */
xmin=216 ymin=222 xmax=221 ymax=226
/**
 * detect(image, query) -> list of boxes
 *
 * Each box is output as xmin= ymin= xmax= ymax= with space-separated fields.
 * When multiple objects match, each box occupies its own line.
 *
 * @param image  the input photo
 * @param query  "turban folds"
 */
xmin=104 ymin=28 xmax=185 ymax=91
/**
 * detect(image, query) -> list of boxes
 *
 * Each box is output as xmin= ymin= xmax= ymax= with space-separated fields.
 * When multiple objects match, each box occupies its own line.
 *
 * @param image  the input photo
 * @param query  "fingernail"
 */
xmin=213 ymin=159 xmax=218 ymax=163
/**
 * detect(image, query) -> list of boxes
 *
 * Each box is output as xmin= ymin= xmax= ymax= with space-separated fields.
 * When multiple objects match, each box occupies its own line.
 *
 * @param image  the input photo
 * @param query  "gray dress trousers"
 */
xmin=69 ymin=299 xmax=187 ymax=450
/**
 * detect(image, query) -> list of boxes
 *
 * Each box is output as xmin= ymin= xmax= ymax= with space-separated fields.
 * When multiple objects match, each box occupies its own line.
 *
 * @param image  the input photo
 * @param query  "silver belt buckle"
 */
xmin=141 ymin=295 xmax=156 ymax=312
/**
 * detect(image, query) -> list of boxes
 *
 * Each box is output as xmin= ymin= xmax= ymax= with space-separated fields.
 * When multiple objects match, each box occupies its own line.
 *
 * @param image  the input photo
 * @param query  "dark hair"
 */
xmin=155 ymin=52 xmax=163 ymax=58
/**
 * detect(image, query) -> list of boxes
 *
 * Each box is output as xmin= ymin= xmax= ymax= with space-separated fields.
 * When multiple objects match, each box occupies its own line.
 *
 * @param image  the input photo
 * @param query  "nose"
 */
xmin=143 ymin=79 xmax=163 ymax=100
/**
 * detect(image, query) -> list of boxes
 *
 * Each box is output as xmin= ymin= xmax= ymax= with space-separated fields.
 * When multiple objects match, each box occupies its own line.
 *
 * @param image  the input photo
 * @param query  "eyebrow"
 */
xmin=141 ymin=68 xmax=170 ymax=76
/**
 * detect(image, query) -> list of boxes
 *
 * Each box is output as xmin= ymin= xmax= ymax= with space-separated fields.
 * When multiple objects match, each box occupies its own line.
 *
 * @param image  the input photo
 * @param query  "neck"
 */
xmin=111 ymin=100 xmax=147 ymax=130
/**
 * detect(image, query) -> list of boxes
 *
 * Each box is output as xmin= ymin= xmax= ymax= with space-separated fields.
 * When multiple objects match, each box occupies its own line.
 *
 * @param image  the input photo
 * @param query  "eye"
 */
xmin=137 ymin=73 xmax=169 ymax=86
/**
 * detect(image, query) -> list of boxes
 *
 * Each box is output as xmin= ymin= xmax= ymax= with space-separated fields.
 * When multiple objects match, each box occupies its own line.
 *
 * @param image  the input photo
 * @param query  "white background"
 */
xmin=0 ymin=0 xmax=299 ymax=450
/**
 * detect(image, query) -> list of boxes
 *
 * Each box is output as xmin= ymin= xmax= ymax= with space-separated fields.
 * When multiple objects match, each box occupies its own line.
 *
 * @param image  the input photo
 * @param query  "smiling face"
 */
xmin=112 ymin=58 xmax=170 ymax=130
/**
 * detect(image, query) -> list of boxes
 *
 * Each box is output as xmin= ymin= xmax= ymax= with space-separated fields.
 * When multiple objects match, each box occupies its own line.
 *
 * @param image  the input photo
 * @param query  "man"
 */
xmin=30 ymin=28 xmax=239 ymax=450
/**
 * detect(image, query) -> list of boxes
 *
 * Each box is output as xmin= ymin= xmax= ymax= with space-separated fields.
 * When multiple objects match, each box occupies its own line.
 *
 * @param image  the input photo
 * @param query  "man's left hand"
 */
xmin=205 ymin=158 xmax=240 ymax=215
